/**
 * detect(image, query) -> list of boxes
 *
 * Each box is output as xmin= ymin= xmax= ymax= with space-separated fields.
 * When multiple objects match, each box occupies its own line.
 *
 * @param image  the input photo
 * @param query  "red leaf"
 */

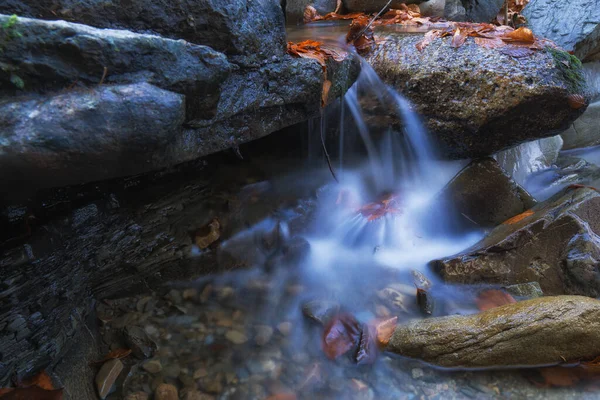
xmin=475 ymin=290 xmax=516 ymax=311
xmin=322 ymin=314 xmax=361 ymax=359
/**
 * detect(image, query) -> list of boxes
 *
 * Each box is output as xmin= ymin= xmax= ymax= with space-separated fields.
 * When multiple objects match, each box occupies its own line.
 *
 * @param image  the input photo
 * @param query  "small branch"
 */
xmin=358 ymin=0 xmax=393 ymax=37
xmin=334 ymin=0 xmax=342 ymax=14
xmin=98 ymin=66 xmax=108 ymax=86
xmin=504 ymin=1 xmax=509 ymax=26
xmin=319 ymin=119 xmax=338 ymax=183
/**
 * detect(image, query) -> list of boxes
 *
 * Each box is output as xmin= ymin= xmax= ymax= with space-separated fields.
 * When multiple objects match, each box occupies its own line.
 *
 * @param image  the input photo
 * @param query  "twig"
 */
xmin=504 ymin=1 xmax=509 ymax=26
xmin=358 ymin=0 xmax=393 ymax=37
xmin=319 ymin=119 xmax=338 ymax=182
xmin=461 ymin=212 xmax=479 ymax=226
xmin=334 ymin=0 xmax=342 ymax=14
xmin=98 ymin=66 xmax=108 ymax=86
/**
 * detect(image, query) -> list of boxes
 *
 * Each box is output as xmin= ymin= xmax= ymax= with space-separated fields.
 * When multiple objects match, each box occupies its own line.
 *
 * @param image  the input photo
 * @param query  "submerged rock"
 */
xmin=366 ymin=34 xmax=588 ymax=159
xmin=438 ymin=158 xmax=536 ymax=228
xmin=523 ymin=0 xmax=600 ymax=62
xmin=387 ymin=296 xmax=600 ymax=368
xmin=494 ymin=135 xmax=564 ymax=186
xmin=433 ymin=187 xmax=600 ymax=296
xmin=504 ymin=282 xmax=544 ymax=299
xmin=561 ymin=100 xmax=600 ymax=150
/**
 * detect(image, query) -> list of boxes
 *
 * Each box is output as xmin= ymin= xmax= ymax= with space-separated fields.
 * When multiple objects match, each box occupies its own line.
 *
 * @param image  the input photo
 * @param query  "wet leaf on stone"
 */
xmin=475 ymin=289 xmax=516 ymax=311
xmin=416 ymin=29 xmax=442 ymax=51
xmin=567 ymin=94 xmax=586 ymax=110
xmin=355 ymin=324 xmax=378 ymax=365
xmin=17 ymin=370 xmax=54 ymax=390
xmin=372 ymin=316 xmax=397 ymax=348
xmin=451 ymin=27 xmax=468 ymax=48
xmin=502 ymin=27 xmax=534 ymax=43
xmin=322 ymin=313 xmax=361 ymax=359
xmin=502 ymin=209 xmax=534 ymax=225
xmin=474 ymin=37 xmax=505 ymax=49
xmin=321 ymin=79 xmax=332 ymax=107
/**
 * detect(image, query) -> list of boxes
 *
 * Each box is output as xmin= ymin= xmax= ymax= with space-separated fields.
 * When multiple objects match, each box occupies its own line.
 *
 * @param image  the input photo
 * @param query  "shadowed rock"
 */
xmin=433 ymin=187 xmax=600 ymax=296
xmin=438 ymin=158 xmax=536 ymax=228
xmin=366 ymin=33 xmax=588 ymax=159
xmin=387 ymin=296 xmax=600 ymax=368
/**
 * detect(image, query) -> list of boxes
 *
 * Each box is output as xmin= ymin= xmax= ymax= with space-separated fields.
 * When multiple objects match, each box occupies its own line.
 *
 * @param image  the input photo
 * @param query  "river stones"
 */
xmin=438 ymin=158 xmax=536 ymax=228
xmin=387 ymin=296 xmax=600 ymax=368
xmin=523 ymin=0 xmax=600 ymax=62
xmin=366 ymin=33 xmax=588 ymax=159
xmin=433 ymin=187 xmax=600 ymax=296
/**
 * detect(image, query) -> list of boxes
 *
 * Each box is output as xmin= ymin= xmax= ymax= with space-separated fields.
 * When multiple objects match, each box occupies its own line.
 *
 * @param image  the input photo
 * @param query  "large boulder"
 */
xmin=366 ymin=33 xmax=588 ymax=159
xmin=387 ymin=296 xmax=600 ymax=368
xmin=439 ymin=158 xmax=536 ymax=228
xmin=433 ymin=187 xmax=600 ymax=296
xmin=523 ymin=0 xmax=600 ymax=62
xmin=0 ymin=0 xmax=287 ymax=66
xmin=0 ymin=14 xmax=360 ymax=196
xmin=561 ymin=100 xmax=600 ymax=150
xmin=444 ymin=0 xmax=504 ymax=22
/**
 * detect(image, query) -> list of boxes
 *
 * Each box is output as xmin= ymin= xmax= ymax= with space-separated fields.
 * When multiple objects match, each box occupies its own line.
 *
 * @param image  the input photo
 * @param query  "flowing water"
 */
xmin=113 ymin=24 xmax=600 ymax=400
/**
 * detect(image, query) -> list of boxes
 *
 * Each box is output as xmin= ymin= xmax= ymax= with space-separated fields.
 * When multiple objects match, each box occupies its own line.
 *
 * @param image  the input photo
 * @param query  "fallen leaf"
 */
xmin=322 ymin=313 xmax=361 ymax=359
xmin=357 ymin=193 xmax=402 ymax=221
xmin=18 ymin=371 xmax=54 ymax=391
xmin=90 ymin=348 xmax=132 ymax=365
xmin=538 ymin=367 xmax=581 ymax=387
xmin=372 ymin=316 xmax=398 ymax=348
xmin=321 ymin=79 xmax=332 ymax=107
xmin=416 ymin=29 xmax=442 ymax=51
xmin=503 ymin=27 xmax=534 ymax=43
xmin=355 ymin=324 xmax=378 ymax=365
xmin=303 ymin=5 xmax=320 ymax=24
xmin=451 ymin=27 xmax=468 ymax=48
xmin=474 ymin=37 xmax=505 ymax=49
xmin=567 ymin=94 xmax=586 ymax=110
xmin=502 ymin=209 xmax=534 ymax=225
xmin=475 ymin=289 xmax=516 ymax=311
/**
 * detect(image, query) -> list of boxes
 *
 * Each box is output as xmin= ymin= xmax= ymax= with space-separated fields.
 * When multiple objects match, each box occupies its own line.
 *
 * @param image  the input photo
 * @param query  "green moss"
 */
xmin=547 ymin=47 xmax=585 ymax=94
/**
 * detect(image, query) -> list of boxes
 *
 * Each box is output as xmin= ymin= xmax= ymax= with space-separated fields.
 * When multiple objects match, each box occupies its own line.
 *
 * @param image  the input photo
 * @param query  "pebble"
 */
xmin=142 ymin=359 xmax=162 ymax=374
xmin=193 ymin=367 xmax=208 ymax=379
xmin=124 ymin=392 xmax=149 ymax=400
xmin=95 ymin=359 xmax=124 ymax=399
xmin=254 ymin=325 xmax=273 ymax=346
xmin=182 ymin=288 xmax=198 ymax=300
xmin=155 ymin=383 xmax=178 ymax=400
xmin=225 ymin=330 xmax=248 ymax=344
xmin=277 ymin=322 xmax=292 ymax=336
xmin=124 ymin=325 xmax=158 ymax=359
xmin=162 ymin=363 xmax=181 ymax=379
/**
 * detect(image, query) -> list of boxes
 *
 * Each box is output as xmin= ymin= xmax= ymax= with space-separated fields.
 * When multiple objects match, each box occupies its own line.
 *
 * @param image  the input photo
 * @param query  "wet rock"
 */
xmin=366 ymin=34 xmax=588 ymax=159
xmin=155 ymin=383 xmax=178 ymax=400
xmin=125 ymin=392 xmax=149 ymax=400
xmin=302 ymin=300 xmax=340 ymax=325
xmin=124 ymin=326 xmax=158 ymax=359
xmin=342 ymin=0 xmax=424 ymax=13
xmin=411 ymin=270 xmax=432 ymax=290
xmin=439 ymin=158 xmax=536 ymax=228
xmin=0 ymin=15 xmax=231 ymax=97
xmin=562 ymin=100 xmax=600 ymax=150
xmin=0 ymin=83 xmax=185 ymax=193
xmin=377 ymin=288 xmax=410 ymax=313
xmin=225 ymin=330 xmax=248 ymax=344
xmin=444 ymin=0 xmax=504 ymax=22
xmin=494 ymin=135 xmax=564 ymax=186
xmin=504 ymin=282 xmax=544 ymax=299
xmin=162 ymin=364 xmax=181 ymax=379
xmin=433 ymin=187 xmax=600 ymax=296
xmin=523 ymin=0 xmax=600 ymax=62
xmin=0 ymin=0 xmax=286 ymax=67
xmin=96 ymin=359 xmax=124 ymax=399
xmin=387 ymin=296 xmax=600 ymax=368
xmin=277 ymin=322 xmax=293 ymax=336
xmin=141 ymin=359 xmax=162 ymax=374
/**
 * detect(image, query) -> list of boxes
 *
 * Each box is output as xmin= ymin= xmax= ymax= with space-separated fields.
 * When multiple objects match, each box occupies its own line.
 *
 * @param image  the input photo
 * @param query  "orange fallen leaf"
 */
xmin=372 ymin=316 xmax=398 ymax=348
xmin=451 ymin=27 xmax=468 ymax=48
xmin=567 ymin=94 xmax=586 ymax=110
xmin=18 ymin=371 xmax=54 ymax=391
xmin=502 ymin=209 xmax=534 ymax=225
xmin=502 ymin=27 xmax=535 ymax=43
xmin=475 ymin=289 xmax=516 ymax=311
xmin=321 ymin=79 xmax=332 ymax=107
xmin=0 ymin=387 xmax=63 ymax=400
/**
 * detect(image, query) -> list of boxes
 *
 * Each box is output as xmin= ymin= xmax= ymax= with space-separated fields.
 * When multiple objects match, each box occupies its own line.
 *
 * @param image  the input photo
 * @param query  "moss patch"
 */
xmin=548 ymin=47 xmax=585 ymax=94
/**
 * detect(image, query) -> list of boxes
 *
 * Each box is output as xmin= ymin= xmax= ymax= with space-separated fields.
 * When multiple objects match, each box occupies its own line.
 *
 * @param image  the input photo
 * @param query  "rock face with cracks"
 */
xmin=433 ymin=187 xmax=600 ymax=296
xmin=367 ymin=33 xmax=588 ymax=159
xmin=387 ymin=296 xmax=600 ymax=368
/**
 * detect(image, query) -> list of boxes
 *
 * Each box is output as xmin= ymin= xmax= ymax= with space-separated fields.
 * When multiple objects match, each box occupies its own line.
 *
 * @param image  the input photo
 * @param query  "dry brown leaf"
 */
xmin=451 ymin=27 xmax=468 ymax=48
xmin=502 ymin=27 xmax=535 ymax=43
xmin=416 ymin=29 xmax=442 ymax=51
xmin=475 ymin=289 xmax=516 ymax=311
xmin=503 ymin=209 xmax=534 ymax=225
xmin=474 ymin=37 xmax=505 ymax=49
xmin=321 ymin=79 xmax=332 ymax=107
xmin=18 ymin=371 xmax=54 ymax=391
xmin=373 ymin=316 xmax=398 ymax=348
